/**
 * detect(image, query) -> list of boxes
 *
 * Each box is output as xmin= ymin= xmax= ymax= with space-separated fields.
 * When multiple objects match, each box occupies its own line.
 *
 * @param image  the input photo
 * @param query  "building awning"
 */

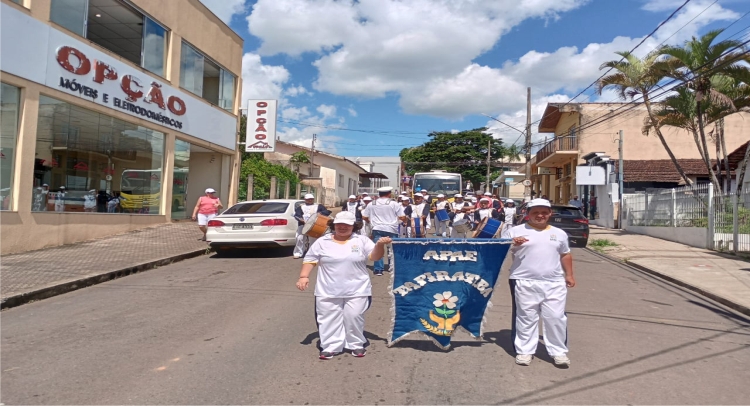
xmin=538 ymin=104 xmax=563 ymax=133
xmin=359 ymin=172 xmax=388 ymax=179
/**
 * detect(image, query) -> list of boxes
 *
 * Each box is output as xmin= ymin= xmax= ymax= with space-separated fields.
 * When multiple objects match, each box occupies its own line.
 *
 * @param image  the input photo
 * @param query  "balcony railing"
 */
xmin=536 ymin=136 xmax=577 ymax=163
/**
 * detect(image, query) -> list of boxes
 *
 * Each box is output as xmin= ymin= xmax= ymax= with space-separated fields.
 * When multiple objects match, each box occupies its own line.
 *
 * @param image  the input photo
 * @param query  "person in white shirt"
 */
xmin=293 ymin=194 xmax=330 ymax=258
xmin=568 ymin=195 xmax=583 ymax=209
xmin=502 ymin=198 xmax=576 ymax=368
xmin=473 ymin=197 xmax=503 ymax=227
xmin=404 ymin=194 xmax=431 ymax=238
xmin=54 ymin=186 xmax=66 ymax=212
xmin=398 ymin=197 xmax=411 ymax=238
xmin=361 ymin=187 xmax=404 ymax=275
xmin=359 ymin=196 xmax=373 ymax=237
xmin=432 ymin=194 xmax=450 ymax=237
xmin=296 ymin=211 xmax=391 ymax=360
xmin=449 ymin=194 xmax=471 ymax=238
xmin=501 ymin=199 xmax=517 ymax=236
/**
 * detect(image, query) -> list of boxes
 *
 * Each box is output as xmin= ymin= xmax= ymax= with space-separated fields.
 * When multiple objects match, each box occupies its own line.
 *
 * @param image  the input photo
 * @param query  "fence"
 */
xmin=622 ymin=184 xmax=750 ymax=253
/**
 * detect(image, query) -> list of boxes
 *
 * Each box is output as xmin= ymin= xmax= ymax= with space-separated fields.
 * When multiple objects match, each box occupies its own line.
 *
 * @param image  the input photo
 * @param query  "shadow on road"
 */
xmin=483 ymin=330 xmax=554 ymax=364
xmin=209 ymin=247 xmax=295 ymax=259
xmin=300 ymin=330 xmax=388 ymax=351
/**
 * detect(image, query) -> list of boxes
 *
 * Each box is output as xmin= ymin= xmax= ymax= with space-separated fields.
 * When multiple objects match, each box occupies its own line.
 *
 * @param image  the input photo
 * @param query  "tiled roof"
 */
xmin=616 ymin=159 xmax=713 ymax=183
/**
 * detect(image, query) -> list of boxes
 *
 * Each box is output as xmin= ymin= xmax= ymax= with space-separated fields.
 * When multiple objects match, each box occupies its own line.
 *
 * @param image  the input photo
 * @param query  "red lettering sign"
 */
xmin=167 ymin=96 xmax=186 ymax=116
xmin=93 ymin=60 xmax=118 ymax=84
xmin=120 ymin=75 xmax=143 ymax=102
xmin=143 ymin=82 xmax=166 ymax=110
xmin=56 ymin=46 xmax=91 ymax=75
xmin=254 ymin=102 xmax=269 ymax=141
xmin=73 ymin=162 xmax=89 ymax=171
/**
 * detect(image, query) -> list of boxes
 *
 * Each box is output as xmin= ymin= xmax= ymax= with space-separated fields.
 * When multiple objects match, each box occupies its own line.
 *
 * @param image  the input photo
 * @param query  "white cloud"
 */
xmin=284 ymin=85 xmax=310 ymax=97
xmin=198 ymin=0 xmax=245 ymax=24
xmin=347 ymin=107 xmax=358 ymax=117
xmin=316 ymin=104 xmax=337 ymax=119
xmin=244 ymin=0 xmax=738 ymax=121
xmin=240 ymin=53 xmax=290 ymax=108
xmin=484 ymin=94 xmax=569 ymax=148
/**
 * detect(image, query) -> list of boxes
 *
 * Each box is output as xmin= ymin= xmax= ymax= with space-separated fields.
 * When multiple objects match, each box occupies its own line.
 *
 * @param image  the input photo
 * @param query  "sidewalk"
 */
xmin=1 ymin=222 xmax=208 ymax=309
xmin=588 ymin=226 xmax=750 ymax=316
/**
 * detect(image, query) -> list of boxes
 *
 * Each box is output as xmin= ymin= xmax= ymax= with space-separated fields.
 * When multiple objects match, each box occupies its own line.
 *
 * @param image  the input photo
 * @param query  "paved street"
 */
xmin=2 ymin=248 xmax=750 ymax=405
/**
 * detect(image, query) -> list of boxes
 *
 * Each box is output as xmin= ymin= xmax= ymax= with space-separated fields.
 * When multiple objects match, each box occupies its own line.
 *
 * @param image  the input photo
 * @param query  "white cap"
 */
xmin=333 ymin=211 xmax=356 ymax=225
xmin=421 ymin=191 xmax=429 ymax=195
xmin=60 ymin=186 xmax=66 ymax=189
xmin=454 ymin=194 xmax=463 ymax=198
xmin=437 ymin=194 xmax=445 ymax=198
xmin=484 ymin=192 xmax=492 ymax=196
xmin=42 ymin=184 xmax=48 ymax=187
xmin=89 ymin=189 xmax=96 ymax=193
xmin=397 ymin=196 xmax=403 ymax=200
xmin=505 ymin=199 xmax=515 ymax=203
xmin=471 ymin=197 xmax=478 ymax=202
xmin=414 ymin=194 xmax=423 ymax=199
xmin=361 ymin=192 xmax=369 ymax=195
xmin=348 ymin=195 xmax=357 ymax=199
xmin=401 ymin=197 xmax=410 ymax=202
xmin=528 ymin=198 xmax=552 ymax=208
xmin=304 ymin=193 xmax=314 ymax=199
xmin=363 ymin=196 xmax=372 ymax=201
xmin=377 ymin=186 xmax=393 ymax=193
xmin=205 ymin=188 xmax=216 ymax=193
xmin=400 ymin=191 xmax=408 ymax=195
xmin=480 ymin=197 xmax=490 ymax=202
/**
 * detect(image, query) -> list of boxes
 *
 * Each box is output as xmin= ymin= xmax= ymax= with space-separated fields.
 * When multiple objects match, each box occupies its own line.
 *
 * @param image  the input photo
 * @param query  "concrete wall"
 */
xmin=184 ymin=152 xmax=223 ymax=212
xmin=624 ymin=225 xmax=708 ymax=249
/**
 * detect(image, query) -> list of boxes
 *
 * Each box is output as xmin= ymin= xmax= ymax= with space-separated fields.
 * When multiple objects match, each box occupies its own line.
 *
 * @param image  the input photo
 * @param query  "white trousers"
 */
xmin=316 ymin=296 xmax=370 ymax=353
xmin=510 ymin=279 xmax=568 ymax=356
xmin=435 ymin=220 xmax=450 ymax=237
xmin=294 ymin=225 xmax=318 ymax=257
xmin=500 ymin=222 xmax=514 ymax=239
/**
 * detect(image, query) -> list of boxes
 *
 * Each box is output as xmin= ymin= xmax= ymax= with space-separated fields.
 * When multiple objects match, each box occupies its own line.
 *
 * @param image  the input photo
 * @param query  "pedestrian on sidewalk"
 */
xmin=361 ymin=187 xmax=403 ymax=275
xmin=502 ymin=198 xmax=575 ymax=368
xmin=192 ymin=188 xmax=223 ymax=241
xmin=296 ymin=211 xmax=391 ymax=360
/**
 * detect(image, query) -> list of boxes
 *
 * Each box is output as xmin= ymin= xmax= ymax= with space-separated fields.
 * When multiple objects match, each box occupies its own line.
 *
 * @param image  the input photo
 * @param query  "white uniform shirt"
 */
xmin=434 ymin=200 xmax=448 ymax=210
xmin=362 ymin=198 xmax=403 ymax=234
xmin=301 ymin=203 xmax=317 ymax=222
xmin=451 ymin=201 xmax=466 ymax=212
xmin=504 ymin=224 xmax=570 ymax=281
xmin=346 ymin=202 xmax=359 ymax=214
xmin=504 ymin=207 xmax=516 ymax=224
xmin=477 ymin=208 xmax=494 ymax=221
xmin=303 ymin=234 xmax=376 ymax=298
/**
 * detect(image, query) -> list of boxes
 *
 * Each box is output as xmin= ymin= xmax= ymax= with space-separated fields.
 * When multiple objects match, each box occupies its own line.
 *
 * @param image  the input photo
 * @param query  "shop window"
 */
xmin=1 ymin=83 xmax=21 ymax=211
xmin=33 ymin=95 xmax=165 ymax=214
xmin=49 ymin=0 xmax=168 ymax=77
xmin=180 ymin=41 xmax=235 ymax=112
xmin=171 ymin=139 xmax=190 ymax=220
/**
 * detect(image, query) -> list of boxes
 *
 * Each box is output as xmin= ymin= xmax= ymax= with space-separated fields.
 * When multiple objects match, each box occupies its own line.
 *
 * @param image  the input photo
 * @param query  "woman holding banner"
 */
xmin=296 ymin=211 xmax=392 ymax=360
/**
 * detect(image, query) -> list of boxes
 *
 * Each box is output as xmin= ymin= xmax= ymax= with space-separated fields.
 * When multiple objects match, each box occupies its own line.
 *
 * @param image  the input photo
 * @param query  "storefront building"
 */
xmin=0 ymin=0 xmax=242 ymax=254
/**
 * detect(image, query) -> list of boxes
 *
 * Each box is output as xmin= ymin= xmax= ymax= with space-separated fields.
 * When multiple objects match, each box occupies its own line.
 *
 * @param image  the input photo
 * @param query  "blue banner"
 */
xmin=387 ymin=238 xmax=512 ymax=349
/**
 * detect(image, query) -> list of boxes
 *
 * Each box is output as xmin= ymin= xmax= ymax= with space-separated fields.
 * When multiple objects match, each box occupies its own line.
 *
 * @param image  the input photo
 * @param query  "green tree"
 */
xmin=661 ymin=29 xmax=750 ymax=192
xmin=399 ymin=128 xmax=510 ymax=188
xmin=597 ymin=49 xmax=693 ymax=186
xmin=289 ymin=151 xmax=311 ymax=176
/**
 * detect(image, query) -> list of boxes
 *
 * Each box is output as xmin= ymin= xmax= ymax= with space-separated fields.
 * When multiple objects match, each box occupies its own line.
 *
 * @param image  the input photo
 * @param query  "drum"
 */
xmin=473 ymin=217 xmax=502 ymax=238
xmin=435 ymin=209 xmax=449 ymax=222
xmin=302 ymin=213 xmax=330 ymax=238
xmin=453 ymin=218 xmax=472 ymax=234
xmin=410 ymin=218 xmax=425 ymax=238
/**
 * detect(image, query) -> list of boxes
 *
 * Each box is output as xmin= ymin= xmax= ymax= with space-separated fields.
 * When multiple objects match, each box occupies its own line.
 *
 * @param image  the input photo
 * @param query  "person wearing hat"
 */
xmin=84 ymin=189 xmax=97 ymax=212
xmin=403 ymin=193 xmax=431 ymax=238
xmin=432 ymin=194 xmax=450 ymax=237
xmin=473 ymin=197 xmax=503 ymax=230
xmin=359 ymin=196 xmax=373 ymax=237
xmin=503 ymin=198 xmax=575 ymax=368
xmin=192 ymin=188 xmax=223 ymax=241
xmin=293 ymin=194 xmax=330 ymax=258
xmin=449 ymin=194 xmax=470 ymax=238
xmin=341 ymin=195 xmax=364 ymax=234
xmin=398 ymin=197 xmax=411 ymax=238
xmin=501 ymin=199 xmax=517 ymax=235
xmin=296 ymin=211 xmax=392 ymax=360
xmin=54 ymin=186 xmax=67 ymax=212
xmin=361 ymin=186 xmax=404 ymax=276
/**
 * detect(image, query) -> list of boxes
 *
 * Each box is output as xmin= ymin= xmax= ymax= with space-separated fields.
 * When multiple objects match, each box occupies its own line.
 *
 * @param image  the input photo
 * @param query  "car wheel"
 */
xmin=213 ymin=247 xmax=232 ymax=257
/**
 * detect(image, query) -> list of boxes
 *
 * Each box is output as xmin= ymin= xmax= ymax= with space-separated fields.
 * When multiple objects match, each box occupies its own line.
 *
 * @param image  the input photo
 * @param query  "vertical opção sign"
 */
xmin=245 ymin=100 xmax=277 ymax=153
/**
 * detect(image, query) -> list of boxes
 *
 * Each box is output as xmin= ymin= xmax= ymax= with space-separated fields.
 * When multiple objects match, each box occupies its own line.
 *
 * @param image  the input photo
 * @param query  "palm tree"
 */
xmin=597 ymin=49 xmax=693 ymax=185
xmin=661 ymin=29 xmax=750 ymax=192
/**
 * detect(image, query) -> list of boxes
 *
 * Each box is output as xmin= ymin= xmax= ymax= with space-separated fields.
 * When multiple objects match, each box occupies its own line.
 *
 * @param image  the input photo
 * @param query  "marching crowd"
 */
xmin=293 ymin=186 xmax=575 ymax=368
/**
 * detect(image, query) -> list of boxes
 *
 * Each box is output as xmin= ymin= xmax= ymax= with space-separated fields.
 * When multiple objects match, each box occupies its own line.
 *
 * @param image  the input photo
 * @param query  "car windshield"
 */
xmin=224 ymin=202 xmax=289 ymax=215
xmin=413 ymin=175 xmax=460 ymax=195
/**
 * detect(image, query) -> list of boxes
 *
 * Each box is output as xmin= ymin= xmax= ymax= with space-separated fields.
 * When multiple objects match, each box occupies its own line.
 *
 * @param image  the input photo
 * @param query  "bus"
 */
xmin=411 ymin=170 xmax=462 ymax=203
xmin=119 ymin=168 xmax=188 ymax=213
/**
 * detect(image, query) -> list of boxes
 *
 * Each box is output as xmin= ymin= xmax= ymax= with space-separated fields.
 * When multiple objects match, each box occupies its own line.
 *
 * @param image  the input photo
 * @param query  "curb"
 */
xmin=585 ymin=247 xmax=750 ymax=317
xmin=1 ymin=248 xmax=209 ymax=310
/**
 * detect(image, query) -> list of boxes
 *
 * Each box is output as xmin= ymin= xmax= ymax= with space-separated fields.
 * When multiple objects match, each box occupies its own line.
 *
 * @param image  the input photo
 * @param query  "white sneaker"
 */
xmin=553 ymin=355 xmax=570 ymax=367
xmin=515 ymin=354 xmax=532 ymax=366
xmin=293 ymin=254 xmax=302 ymax=259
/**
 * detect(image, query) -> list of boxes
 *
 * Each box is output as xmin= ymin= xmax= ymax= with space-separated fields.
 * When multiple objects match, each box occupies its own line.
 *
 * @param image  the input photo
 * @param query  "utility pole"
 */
xmin=310 ymin=133 xmax=316 ymax=176
xmin=524 ymin=87 xmax=532 ymax=202
xmin=618 ymin=129 xmax=624 ymax=229
xmin=486 ymin=139 xmax=492 ymax=193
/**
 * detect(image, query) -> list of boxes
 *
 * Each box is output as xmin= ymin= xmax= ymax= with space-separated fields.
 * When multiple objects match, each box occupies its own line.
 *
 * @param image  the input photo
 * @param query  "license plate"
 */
xmin=232 ymin=224 xmax=254 ymax=230
xmin=555 ymin=218 xmax=562 ymax=222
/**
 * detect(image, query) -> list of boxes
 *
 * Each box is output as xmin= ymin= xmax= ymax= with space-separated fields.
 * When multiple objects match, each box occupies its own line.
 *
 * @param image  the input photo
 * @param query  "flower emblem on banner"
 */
xmin=420 ymin=291 xmax=461 ymax=336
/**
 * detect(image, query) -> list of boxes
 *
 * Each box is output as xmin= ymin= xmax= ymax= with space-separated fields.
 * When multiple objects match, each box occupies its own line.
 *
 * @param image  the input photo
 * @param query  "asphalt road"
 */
xmin=2 ymin=247 xmax=750 ymax=405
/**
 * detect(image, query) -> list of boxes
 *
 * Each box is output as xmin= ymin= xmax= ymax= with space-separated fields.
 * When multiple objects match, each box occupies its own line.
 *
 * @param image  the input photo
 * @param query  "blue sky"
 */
xmin=198 ymin=0 xmax=748 ymax=157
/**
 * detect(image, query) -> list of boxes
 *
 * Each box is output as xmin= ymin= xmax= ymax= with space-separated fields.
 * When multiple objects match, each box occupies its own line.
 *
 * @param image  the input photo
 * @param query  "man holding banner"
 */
xmin=503 ymin=198 xmax=575 ymax=368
